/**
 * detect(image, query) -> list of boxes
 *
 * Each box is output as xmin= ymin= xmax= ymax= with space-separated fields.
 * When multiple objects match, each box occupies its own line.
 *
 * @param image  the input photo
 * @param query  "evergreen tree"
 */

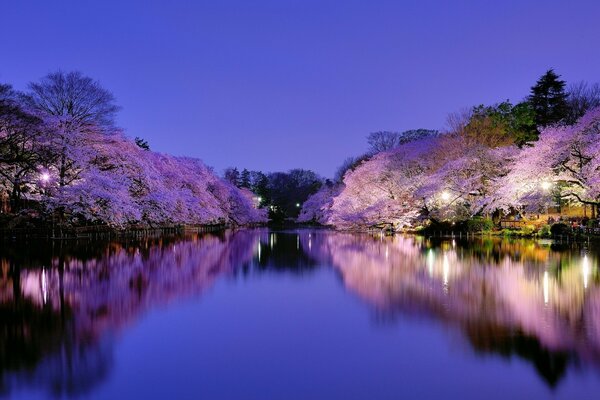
xmin=240 ymin=168 xmax=251 ymax=188
xmin=528 ymin=69 xmax=568 ymax=127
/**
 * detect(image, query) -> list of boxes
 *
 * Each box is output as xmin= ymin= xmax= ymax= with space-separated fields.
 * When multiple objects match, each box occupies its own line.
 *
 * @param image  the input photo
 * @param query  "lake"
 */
xmin=2 ymin=229 xmax=600 ymax=399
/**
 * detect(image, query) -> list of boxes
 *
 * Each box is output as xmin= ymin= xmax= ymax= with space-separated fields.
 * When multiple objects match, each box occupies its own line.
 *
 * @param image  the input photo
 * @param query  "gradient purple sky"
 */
xmin=1 ymin=0 xmax=599 ymax=178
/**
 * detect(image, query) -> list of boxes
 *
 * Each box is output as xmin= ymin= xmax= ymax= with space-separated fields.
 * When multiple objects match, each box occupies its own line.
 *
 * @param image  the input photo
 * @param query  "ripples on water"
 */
xmin=1 ymin=230 xmax=600 ymax=399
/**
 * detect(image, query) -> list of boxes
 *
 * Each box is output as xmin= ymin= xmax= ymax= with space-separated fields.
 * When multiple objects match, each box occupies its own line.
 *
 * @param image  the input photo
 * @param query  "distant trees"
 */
xmin=528 ymin=69 xmax=569 ymax=127
xmin=223 ymin=167 xmax=323 ymax=222
xmin=367 ymin=129 xmax=438 ymax=153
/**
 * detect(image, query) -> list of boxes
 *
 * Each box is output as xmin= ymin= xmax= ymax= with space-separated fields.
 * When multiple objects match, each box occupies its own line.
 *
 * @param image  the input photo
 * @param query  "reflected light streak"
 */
xmin=543 ymin=271 xmax=549 ymax=304
xmin=41 ymin=269 xmax=48 ymax=304
xmin=443 ymin=254 xmax=449 ymax=289
xmin=427 ymin=249 xmax=435 ymax=277
xmin=583 ymin=255 xmax=590 ymax=289
xmin=257 ymin=241 xmax=262 ymax=261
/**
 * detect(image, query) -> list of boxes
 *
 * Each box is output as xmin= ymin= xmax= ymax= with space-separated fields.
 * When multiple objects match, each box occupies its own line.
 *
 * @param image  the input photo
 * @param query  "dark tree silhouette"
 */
xmin=528 ymin=69 xmax=568 ymax=127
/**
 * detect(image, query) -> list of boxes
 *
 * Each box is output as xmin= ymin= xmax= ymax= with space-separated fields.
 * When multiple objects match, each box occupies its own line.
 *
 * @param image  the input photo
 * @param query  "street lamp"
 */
xmin=40 ymin=172 xmax=50 ymax=183
xmin=441 ymin=191 xmax=451 ymax=201
xmin=540 ymin=181 xmax=553 ymax=216
xmin=296 ymin=203 xmax=300 ymax=208
xmin=541 ymin=181 xmax=552 ymax=191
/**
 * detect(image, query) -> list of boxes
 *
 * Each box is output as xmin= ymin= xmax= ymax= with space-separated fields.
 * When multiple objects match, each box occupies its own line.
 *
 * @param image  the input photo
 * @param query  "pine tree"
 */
xmin=240 ymin=168 xmax=251 ymax=188
xmin=528 ymin=69 xmax=568 ymax=127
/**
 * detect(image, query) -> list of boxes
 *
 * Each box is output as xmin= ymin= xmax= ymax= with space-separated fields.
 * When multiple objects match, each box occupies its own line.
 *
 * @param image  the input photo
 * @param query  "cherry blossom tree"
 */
xmin=326 ymin=138 xmax=436 ymax=229
xmin=493 ymin=107 xmax=600 ymax=214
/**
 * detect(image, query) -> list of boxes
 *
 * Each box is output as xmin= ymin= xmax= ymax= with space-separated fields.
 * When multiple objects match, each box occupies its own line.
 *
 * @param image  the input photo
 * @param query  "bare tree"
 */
xmin=367 ymin=131 xmax=400 ymax=153
xmin=566 ymin=81 xmax=600 ymax=124
xmin=25 ymin=71 xmax=120 ymax=187
xmin=26 ymin=71 xmax=119 ymax=131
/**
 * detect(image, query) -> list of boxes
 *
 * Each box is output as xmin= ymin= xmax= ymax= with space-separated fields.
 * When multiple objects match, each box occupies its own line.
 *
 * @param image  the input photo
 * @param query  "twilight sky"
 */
xmin=1 ymin=0 xmax=599 ymax=178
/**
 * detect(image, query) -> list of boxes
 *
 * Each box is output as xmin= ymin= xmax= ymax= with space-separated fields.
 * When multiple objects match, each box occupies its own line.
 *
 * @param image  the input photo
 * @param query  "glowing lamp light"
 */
xmin=257 ymin=196 xmax=262 ymax=202
xmin=40 ymin=172 xmax=50 ymax=183
xmin=541 ymin=181 xmax=552 ymax=191
xmin=441 ymin=191 xmax=451 ymax=201
xmin=296 ymin=203 xmax=301 ymax=208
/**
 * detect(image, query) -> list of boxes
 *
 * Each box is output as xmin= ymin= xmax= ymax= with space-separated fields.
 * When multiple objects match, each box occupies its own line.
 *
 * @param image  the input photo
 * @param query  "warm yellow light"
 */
xmin=583 ymin=255 xmax=590 ymax=289
xmin=541 ymin=181 xmax=552 ymax=191
xmin=441 ymin=191 xmax=451 ymax=201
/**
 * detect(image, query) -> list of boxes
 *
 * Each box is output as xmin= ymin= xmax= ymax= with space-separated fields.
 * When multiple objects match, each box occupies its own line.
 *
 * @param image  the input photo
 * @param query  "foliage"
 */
xmin=538 ymin=224 xmax=551 ymax=237
xmin=466 ymin=217 xmax=494 ymax=232
xmin=469 ymin=101 xmax=538 ymax=146
xmin=550 ymin=223 xmax=571 ymax=236
xmin=134 ymin=137 xmax=150 ymax=150
xmin=223 ymin=167 xmax=323 ymax=222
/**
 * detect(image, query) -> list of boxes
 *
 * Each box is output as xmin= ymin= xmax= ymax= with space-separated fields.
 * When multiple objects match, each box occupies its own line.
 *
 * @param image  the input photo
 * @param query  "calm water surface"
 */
xmin=2 ymin=229 xmax=600 ymax=399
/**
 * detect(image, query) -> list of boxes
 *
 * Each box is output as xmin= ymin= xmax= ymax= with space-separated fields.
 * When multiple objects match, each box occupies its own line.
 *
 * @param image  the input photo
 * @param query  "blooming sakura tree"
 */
xmin=324 ymin=138 xmax=436 ymax=229
xmin=0 ymin=72 xmax=268 ymax=228
xmin=42 ymin=131 xmax=267 ymax=227
xmin=297 ymin=184 xmax=343 ymax=224
xmin=493 ymin=107 xmax=600 ymax=214
xmin=418 ymin=135 xmax=518 ymax=220
xmin=312 ymin=107 xmax=600 ymax=230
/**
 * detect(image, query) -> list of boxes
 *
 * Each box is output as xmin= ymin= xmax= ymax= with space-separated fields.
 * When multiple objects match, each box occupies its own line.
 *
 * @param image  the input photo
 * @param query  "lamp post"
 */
xmin=541 ymin=181 xmax=552 ymax=216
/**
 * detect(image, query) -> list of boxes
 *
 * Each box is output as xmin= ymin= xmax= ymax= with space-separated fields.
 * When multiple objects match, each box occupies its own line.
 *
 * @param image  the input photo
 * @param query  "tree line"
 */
xmin=300 ymin=69 xmax=600 ymax=230
xmin=223 ymin=167 xmax=324 ymax=223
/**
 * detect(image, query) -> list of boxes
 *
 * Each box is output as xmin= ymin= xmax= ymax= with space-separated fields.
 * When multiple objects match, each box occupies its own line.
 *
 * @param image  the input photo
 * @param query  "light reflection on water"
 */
xmin=1 ymin=229 xmax=600 ymax=399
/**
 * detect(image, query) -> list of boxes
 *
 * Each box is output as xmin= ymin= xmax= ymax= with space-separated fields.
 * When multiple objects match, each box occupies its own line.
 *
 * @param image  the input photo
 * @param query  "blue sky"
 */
xmin=2 ymin=0 xmax=599 ymax=177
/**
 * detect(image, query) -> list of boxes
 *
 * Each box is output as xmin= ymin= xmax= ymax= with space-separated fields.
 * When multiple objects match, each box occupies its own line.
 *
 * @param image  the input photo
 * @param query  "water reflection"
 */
xmin=304 ymin=232 xmax=600 ymax=387
xmin=1 ymin=230 xmax=600 ymax=397
xmin=1 ymin=231 xmax=259 ymax=397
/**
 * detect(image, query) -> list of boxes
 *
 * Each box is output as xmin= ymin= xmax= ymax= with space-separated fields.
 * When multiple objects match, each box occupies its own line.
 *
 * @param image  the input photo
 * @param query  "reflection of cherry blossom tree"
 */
xmin=0 ymin=230 xmax=260 ymax=397
xmin=300 ymin=231 xmax=600 ymax=386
